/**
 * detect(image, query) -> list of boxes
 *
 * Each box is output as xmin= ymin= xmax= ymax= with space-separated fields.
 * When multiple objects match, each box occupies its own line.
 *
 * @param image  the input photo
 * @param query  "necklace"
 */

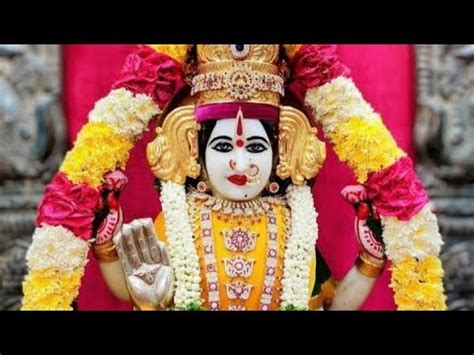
xmin=189 ymin=190 xmax=286 ymax=217
xmin=188 ymin=192 xmax=285 ymax=310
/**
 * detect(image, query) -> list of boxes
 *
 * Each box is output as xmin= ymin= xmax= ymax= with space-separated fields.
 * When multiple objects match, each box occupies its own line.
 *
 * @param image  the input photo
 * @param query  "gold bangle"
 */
xmin=93 ymin=239 xmax=119 ymax=263
xmin=355 ymin=252 xmax=384 ymax=278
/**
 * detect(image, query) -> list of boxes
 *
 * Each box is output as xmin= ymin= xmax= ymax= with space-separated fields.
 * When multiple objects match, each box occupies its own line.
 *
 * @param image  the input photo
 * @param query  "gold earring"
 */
xmin=197 ymin=181 xmax=208 ymax=193
xmin=197 ymin=168 xmax=210 ymax=193
xmin=267 ymin=181 xmax=280 ymax=194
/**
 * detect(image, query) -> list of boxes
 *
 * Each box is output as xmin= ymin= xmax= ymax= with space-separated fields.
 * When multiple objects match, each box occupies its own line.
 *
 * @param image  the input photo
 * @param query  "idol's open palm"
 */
xmin=113 ymin=218 xmax=174 ymax=310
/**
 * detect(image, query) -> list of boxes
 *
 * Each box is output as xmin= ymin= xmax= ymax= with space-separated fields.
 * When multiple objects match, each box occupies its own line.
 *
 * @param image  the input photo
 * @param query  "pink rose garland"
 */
xmin=365 ymin=157 xmax=429 ymax=221
xmin=36 ymin=172 xmax=100 ymax=240
xmin=112 ymin=45 xmax=186 ymax=110
xmin=290 ymin=45 xmax=351 ymax=96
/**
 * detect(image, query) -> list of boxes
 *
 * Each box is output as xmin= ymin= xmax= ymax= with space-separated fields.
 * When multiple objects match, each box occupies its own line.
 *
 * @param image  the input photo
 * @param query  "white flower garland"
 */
xmin=161 ymin=181 xmax=320 ymax=310
xmin=26 ymin=225 xmax=89 ymax=272
xmin=305 ymin=77 xmax=378 ymax=135
xmin=89 ymin=88 xmax=160 ymax=140
xmin=281 ymin=184 xmax=319 ymax=310
xmin=160 ymin=181 xmax=202 ymax=309
xmin=382 ymin=204 xmax=444 ymax=262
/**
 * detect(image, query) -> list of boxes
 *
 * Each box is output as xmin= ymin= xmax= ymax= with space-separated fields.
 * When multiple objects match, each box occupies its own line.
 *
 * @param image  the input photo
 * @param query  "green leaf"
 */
xmin=175 ymin=302 xmax=205 ymax=311
xmin=282 ymin=304 xmax=306 ymax=311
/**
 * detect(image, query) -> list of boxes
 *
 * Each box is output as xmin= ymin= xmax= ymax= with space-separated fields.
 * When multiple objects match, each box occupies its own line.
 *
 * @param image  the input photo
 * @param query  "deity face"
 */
xmin=204 ymin=116 xmax=273 ymax=201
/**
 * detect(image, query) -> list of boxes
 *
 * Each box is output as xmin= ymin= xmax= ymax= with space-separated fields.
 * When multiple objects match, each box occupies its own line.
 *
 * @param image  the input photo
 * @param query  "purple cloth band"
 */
xmin=195 ymin=103 xmax=279 ymax=123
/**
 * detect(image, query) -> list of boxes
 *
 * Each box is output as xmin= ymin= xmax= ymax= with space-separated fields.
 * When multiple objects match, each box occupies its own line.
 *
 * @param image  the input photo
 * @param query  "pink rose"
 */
xmin=291 ymin=45 xmax=350 ymax=95
xmin=365 ymin=157 xmax=429 ymax=221
xmin=36 ymin=172 xmax=100 ymax=240
xmin=113 ymin=46 xmax=186 ymax=109
xmin=103 ymin=170 xmax=128 ymax=192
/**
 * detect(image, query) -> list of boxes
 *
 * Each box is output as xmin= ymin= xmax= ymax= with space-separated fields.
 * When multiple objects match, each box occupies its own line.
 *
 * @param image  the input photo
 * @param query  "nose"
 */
xmin=232 ymin=150 xmax=249 ymax=173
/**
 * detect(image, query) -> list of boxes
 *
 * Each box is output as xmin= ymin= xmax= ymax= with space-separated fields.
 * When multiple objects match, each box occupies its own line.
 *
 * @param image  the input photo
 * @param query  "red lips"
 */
xmin=227 ymin=175 xmax=248 ymax=186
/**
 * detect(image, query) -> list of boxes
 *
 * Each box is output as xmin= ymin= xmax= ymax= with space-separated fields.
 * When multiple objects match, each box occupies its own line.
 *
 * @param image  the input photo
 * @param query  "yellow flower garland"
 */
xmin=148 ymin=44 xmax=190 ymax=64
xmin=305 ymin=76 xmax=446 ymax=310
xmin=382 ymin=205 xmax=443 ymax=262
xmin=21 ymin=225 xmax=89 ymax=310
xmin=22 ymin=268 xmax=85 ymax=310
xmin=306 ymin=77 xmax=405 ymax=182
xmin=24 ymin=87 xmax=157 ymax=310
xmin=390 ymin=256 xmax=446 ymax=310
xmin=88 ymin=88 xmax=160 ymax=140
xmin=60 ymin=122 xmax=133 ymax=188
xmin=306 ymin=76 xmax=376 ymax=135
xmin=330 ymin=116 xmax=405 ymax=183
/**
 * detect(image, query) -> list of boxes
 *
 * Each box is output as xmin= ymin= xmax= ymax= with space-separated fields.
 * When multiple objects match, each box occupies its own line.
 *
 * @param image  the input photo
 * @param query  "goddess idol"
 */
xmin=22 ymin=45 xmax=447 ymax=310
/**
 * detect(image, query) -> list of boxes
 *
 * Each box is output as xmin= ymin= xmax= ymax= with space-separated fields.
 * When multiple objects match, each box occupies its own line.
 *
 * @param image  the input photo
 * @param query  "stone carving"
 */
xmin=415 ymin=45 xmax=474 ymax=309
xmin=0 ymin=45 xmax=65 ymax=310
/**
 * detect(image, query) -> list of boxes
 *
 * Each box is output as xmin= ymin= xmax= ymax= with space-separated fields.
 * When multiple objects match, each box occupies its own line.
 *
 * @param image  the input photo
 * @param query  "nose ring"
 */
xmin=247 ymin=164 xmax=259 ymax=177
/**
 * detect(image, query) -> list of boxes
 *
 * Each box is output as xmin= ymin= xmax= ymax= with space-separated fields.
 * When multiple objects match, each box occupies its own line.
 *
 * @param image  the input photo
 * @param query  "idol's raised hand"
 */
xmin=113 ymin=218 xmax=174 ymax=310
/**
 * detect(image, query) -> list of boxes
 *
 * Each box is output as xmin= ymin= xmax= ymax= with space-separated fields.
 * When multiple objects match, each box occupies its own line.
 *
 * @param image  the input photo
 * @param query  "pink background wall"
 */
xmin=62 ymin=45 xmax=415 ymax=310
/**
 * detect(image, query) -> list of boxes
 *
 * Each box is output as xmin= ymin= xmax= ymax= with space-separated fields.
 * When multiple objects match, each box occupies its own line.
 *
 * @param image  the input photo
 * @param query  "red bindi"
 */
xmin=236 ymin=139 xmax=244 ymax=147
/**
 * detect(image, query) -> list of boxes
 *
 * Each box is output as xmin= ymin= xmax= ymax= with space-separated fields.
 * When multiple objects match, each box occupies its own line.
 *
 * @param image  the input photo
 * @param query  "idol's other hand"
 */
xmin=341 ymin=185 xmax=384 ymax=263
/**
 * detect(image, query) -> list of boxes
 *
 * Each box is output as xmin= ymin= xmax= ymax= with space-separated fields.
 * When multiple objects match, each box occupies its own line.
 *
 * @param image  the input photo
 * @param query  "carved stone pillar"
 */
xmin=0 ymin=45 xmax=66 ymax=309
xmin=415 ymin=45 xmax=474 ymax=309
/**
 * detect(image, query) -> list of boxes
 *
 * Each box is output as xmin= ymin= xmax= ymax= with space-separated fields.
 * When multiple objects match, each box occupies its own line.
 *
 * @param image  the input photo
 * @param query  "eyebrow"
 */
xmin=209 ymin=135 xmax=232 ymax=146
xmin=247 ymin=136 xmax=270 ymax=145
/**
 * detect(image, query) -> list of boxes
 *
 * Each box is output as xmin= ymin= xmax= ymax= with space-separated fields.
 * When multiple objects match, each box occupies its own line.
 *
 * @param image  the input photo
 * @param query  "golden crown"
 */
xmin=191 ymin=44 xmax=285 ymax=107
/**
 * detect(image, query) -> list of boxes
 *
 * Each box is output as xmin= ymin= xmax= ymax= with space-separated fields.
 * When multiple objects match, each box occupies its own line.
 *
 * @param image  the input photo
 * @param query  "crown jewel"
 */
xmin=191 ymin=45 xmax=284 ymax=107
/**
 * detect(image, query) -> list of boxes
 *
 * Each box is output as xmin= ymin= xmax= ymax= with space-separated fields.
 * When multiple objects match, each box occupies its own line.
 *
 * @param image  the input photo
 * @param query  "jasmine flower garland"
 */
xmin=281 ymin=184 xmax=319 ymax=310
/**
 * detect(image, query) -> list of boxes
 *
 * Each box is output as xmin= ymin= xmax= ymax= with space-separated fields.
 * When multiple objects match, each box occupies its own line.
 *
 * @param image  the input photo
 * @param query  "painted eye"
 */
xmin=229 ymin=44 xmax=250 ymax=60
xmin=212 ymin=142 xmax=233 ymax=153
xmin=246 ymin=143 xmax=267 ymax=153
